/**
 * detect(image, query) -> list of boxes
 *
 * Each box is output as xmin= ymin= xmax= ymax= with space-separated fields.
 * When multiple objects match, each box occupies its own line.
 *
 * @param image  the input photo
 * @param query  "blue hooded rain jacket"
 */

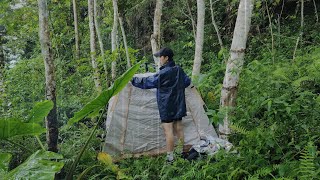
xmin=131 ymin=61 xmax=191 ymax=121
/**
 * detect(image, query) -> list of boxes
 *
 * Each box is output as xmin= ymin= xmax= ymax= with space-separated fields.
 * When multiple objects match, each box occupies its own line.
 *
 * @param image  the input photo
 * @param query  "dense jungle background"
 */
xmin=0 ymin=0 xmax=319 ymax=179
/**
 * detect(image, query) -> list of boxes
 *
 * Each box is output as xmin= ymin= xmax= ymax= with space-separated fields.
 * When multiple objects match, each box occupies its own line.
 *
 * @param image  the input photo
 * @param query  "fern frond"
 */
xmin=298 ymin=142 xmax=317 ymax=179
xmin=247 ymin=167 xmax=273 ymax=180
xmin=227 ymin=168 xmax=249 ymax=180
xmin=247 ymin=176 xmax=259 ymax=180
xmin=256 ymin=167 xmax=273 ymax=178
xmin=273 ymin=162 xmax=299 ymax=178
xmin=230 ymin=123 xmax=248 ymax=135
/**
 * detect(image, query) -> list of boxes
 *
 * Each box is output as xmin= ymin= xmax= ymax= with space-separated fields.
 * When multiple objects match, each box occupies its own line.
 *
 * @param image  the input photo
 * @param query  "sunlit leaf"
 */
xmin=97 ymin=152 xmax=129 ymax=179
xmin=97 ymin=152 xmax=113 ymax=166
xmin=97 ymin=152 xmax=119 ymax=172
xmin=0 ymin=119 xmax=46 ymax=139
xmin=27 ymin=100 xmax=54 ymax=123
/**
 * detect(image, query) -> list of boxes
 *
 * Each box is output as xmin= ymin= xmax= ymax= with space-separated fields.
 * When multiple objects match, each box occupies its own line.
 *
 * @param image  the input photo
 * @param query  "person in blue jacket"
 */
xmin=131 ymin=47 xmax=191 ymax=163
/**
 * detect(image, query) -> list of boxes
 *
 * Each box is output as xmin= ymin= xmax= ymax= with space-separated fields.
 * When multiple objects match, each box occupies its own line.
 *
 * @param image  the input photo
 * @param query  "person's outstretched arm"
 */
xmin=131 ymin=74 xmax=159 ymax=89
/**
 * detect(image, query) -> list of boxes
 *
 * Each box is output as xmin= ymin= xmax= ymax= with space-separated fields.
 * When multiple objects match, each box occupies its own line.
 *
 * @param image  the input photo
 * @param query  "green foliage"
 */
xmin=0 ymin=100 xmax=54 ymax=139
xmin=247 ymin=167 xmax=273 ymax=179
xmin=3 ymin=150 xmax=63 ymax=180
xmin=230 ymin=123 xmax=248 ymax=135
xmin=1 ymin=0 xmax=320 ymax=179
xmin=0 ymin=119 xmax=46 ymax=139
xmin=2 ymin=57 xmax=45 ymax=119
xmin=68 ymin=61 xmax=142 ymax=125
xmin=66 ymin=62 xmax=141 ymax=179
xmin=112 ymin=35 xmax=320 ymax=180
xmin=298 ymin=142 xmax=318 ymax=179
xmin=58 ymin=124 xmax=104 ymax=178
xmin=27 ymin=100 xmax=54 ymax=123
xmin=97 ymin=152 xmax=130 ymax=179
xmin=0 ymin=153 xmax=12 ymax=175
xmin=0 ymin=100 xmax=62 ymax=179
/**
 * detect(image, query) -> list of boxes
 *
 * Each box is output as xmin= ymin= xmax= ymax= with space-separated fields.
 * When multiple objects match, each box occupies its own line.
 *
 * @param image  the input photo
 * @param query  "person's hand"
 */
xmin=130 ymin=77 xmax=137 ymax=86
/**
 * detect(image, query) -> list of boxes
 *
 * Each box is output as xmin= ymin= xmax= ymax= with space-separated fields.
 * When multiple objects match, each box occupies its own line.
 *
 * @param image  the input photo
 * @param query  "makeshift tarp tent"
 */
xmin=103 ymin=73 xmax=218 ymax=156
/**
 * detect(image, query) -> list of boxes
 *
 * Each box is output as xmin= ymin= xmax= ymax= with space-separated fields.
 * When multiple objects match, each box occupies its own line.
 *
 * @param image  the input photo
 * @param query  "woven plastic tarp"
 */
xmin=103 ymin=73 xmax=218 ymax=156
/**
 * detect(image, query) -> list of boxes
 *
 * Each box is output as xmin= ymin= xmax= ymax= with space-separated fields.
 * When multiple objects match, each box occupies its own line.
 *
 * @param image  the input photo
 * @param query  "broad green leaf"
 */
xmin=27 ymin=100 xmax=54 ymax=123
xmin=0 ymin=153 xmax=12 ymax=175
xmin=0 ymin=119 xmax=46 ymax=139
xmin=68 ymin=62 xmax=141 ymax=125
xmin=5 ymin=150 xmax=64 ymax=180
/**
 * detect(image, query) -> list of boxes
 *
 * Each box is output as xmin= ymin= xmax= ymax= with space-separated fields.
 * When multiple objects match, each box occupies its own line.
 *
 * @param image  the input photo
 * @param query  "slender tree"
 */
xmin=219 ymin=0 xmax=254 ymax=139
xmin=266 ymin=2 xmax=275 ymax=64
xmin=0 ymin=27 xmax=5 ymax=106
xmin=72 ymin=0 xmax=80 ymax=60
xmin=119 ymin=15 xmax=131 ymax=68
xmin=93 ymin=0 xmax=108 ymax=85
xmin=192 ymin=0 xmax=205 ymax=79
xmin=313 ymin=0 xmax=318 ymax=23
xmin=209 ymin=0 xmax=223 ymax=49
xmin=179 ymin=0 xmax=196 ymax=41
xmin=111 ymin=0 xmax=119 ymax=80
xmin=187 ymin=0 xmax=196 ymax=41
xmin=37 ymin=0 xmax=58 ymax=152
xmin=151 ymin=0 xmax=163 ymax=70
xmin=88 ymin=0 xmax=102 ymax=92
xmin=293 ymin=0 xmax=304 ymax=61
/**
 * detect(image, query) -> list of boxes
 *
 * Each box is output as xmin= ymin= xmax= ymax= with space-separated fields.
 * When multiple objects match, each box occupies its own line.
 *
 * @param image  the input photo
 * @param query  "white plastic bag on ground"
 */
xmin=191 ymin=135 xmax=233 ymax=156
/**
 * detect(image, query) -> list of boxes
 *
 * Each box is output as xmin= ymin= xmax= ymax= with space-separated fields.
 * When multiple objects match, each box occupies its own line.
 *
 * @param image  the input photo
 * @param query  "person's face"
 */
xmin=160 ymin=55 xmax=169 ymax=66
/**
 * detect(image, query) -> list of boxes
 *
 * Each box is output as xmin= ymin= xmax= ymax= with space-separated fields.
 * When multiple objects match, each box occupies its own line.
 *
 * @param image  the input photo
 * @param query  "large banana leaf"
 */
xmin=0 ymin=153 xmax=12 ymax=176
xmin=68 ymin=62 xmax=141 ymax=125
xmin=4 ymin=150 xmax=64 ymax=180
xmin=27 ymin=100 xmax=54 ymax=123
xmin=0 ymin=119 xmax=46 ymax=139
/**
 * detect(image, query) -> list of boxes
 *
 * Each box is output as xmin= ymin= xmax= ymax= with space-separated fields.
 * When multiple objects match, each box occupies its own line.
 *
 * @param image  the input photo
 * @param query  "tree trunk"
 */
xmin=93 ymin=0 xmax=108 ymax=85
xmin=209 ymin=0 xmax=223 ymax=49
xmin=119 ymin=15 xmax=131 ymax=68
xmin=293 ymin=0 xmax=304 ymax=61
xmin=313 ymin=0 xmax=319 ymax=23
xmin=192 ymin=0 xmax=205 ymax=79
xmin=88 ymin=0 xmax=102 ymax=92
xmin=0 ymin=35 xmax=5 ymax=105
xmin=219 ymin=0 xmax=253 ymax=139
xmin=72 ymin=0 xmax=80 ymax=60
xmin=37 ymin=0 xmax=58 ymax=152
xmin=151 ymin=0 xmax=163 ymax=70
xmin=266 ymin=1 xmax=275 ymax=64
xmin=111 ymin=0 xmax=119 ymax=80
xmin=186 ymin=0 xmax=196 ymax=41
